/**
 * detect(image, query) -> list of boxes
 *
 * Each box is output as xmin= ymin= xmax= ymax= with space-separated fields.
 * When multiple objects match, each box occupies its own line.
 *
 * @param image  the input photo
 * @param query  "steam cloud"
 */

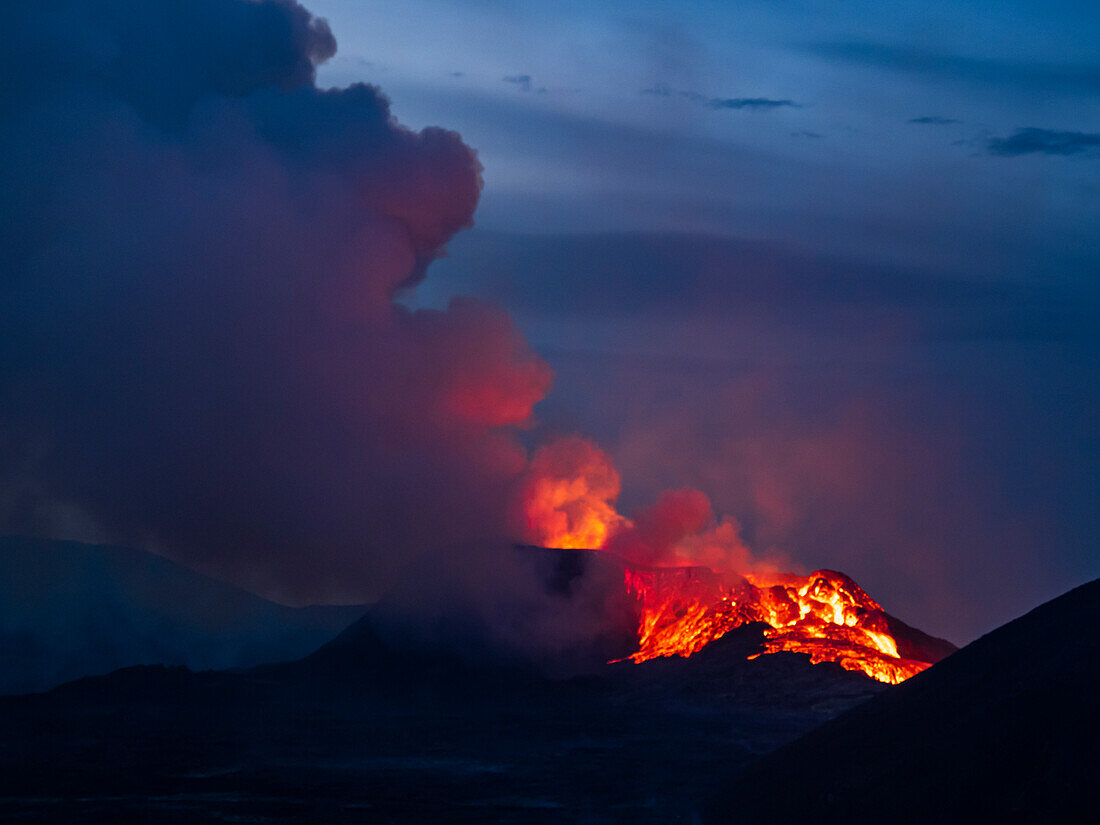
xmin=0 ymin=0 xmax=553 ymax=602
xmin=517 ymin=437 xmax=784 ymax=577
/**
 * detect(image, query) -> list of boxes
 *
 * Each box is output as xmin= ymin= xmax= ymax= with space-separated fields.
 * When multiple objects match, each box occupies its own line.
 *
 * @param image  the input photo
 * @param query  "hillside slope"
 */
xmin=706 ymin=577 xmax=1100 ymax=824
xmin=0 ymin=536 xmax=363 ymax=693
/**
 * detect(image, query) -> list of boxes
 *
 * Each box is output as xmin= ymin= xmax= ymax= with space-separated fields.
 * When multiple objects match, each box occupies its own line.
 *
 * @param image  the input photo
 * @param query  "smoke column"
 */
xmin=0 ymin=0 xmax=791 ymax=614
xmin=0 ymin=0 xmax=553 ymax=602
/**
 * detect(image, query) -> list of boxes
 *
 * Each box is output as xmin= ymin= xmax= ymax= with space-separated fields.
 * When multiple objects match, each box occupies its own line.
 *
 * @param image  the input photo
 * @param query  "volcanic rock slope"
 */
xmin=706 ymin=577 xmax=1100 ymax=825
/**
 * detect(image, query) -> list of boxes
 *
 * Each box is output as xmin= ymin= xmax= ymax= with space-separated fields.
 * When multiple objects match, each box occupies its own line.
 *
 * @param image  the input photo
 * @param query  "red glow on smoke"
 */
xmin=519 ymin=437 xmax=936 ymax=683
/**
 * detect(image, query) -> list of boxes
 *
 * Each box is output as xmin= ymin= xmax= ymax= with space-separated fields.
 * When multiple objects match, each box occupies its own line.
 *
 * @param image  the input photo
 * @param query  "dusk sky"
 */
xmin=2 ymin=0 xmax=1097 ymax=647
xmin=312 ymin=0 xmax=1100 ymax=641
xmin=312 ymin=0 xmax=1100 ymax=253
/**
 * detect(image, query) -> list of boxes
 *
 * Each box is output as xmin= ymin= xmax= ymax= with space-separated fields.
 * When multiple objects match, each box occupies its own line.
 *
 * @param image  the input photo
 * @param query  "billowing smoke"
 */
xmin=369 ymin=540 xmax=640 ymax=676
xmin=517 ymin=438 xmax=787 ymax=578
xmin=0 ymin=0 xmax=792 ymax=668
xmin=514 ymin=436 xmax=629 ymax=550
xmin=607 ymin=489 xmax=747 ymax=570
xmin=0 ymin=0 xmax=553 ymax=602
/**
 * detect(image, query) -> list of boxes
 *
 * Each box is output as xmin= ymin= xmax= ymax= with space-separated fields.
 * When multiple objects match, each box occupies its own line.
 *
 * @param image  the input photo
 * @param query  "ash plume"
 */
xmin=517 ymin=438 xmax=787 ymax=578
xmin=0 ymin=0 xmax=553 ymax=603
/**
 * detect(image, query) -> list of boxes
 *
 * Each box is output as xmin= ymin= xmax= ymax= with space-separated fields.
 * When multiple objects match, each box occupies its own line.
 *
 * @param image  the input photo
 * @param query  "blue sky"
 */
xmin=300 ymin=0 xmax=1100 ymax=641
xmin=2 ymin=0 xmax=1096 ymax=644
xmin=310 ymin=0 xmax=1100 ymax=275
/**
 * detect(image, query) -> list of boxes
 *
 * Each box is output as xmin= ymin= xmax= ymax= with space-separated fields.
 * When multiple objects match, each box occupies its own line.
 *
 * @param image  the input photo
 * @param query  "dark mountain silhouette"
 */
xmin=5 ymin=541 xmax=1062 ymax=823
xmin=0 ymin=545 xmax=888 ymax=823
xmin=884 ymin=612 xmax=958 ymax=663
xmin=0 ymin=536 xmax=364 ymax=694
xmin=706 ymin=577 xmax=1100 ymax=824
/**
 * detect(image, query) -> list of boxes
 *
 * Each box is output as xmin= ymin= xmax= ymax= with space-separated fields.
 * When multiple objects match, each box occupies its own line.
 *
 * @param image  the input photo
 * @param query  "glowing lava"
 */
xmin=621 ymin=565 xmax=932 ymax=684
xmin=519 ymin=436 xmax=938 ymax=684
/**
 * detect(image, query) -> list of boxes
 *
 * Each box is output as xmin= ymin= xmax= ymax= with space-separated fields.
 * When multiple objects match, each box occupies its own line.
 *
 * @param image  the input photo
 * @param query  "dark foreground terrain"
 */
xmin=9 ymin=546 xmax=1086 ymax=825
xmin=0 ymin=620 xmax=880 ymax=824
xmin=707 ymin=577 xmax=1100 ymax=825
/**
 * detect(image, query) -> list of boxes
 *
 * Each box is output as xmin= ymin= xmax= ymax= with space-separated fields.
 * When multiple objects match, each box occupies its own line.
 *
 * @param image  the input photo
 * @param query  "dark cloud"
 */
xmin=0 ymin=0 xmax=337 ymax=129
xmin=503 ymin=74 xmax=544 ymax=93
xmin=642 ymin=87 xmax=800 ymax=111
xmin=0 ymin=1 xmax=554 ymax=603
xmin=908 ymin=116 xmax=960 ymax=125
xmin=706 ymin=97 xmax=799 ymax=111
xmin=807 ymin=42 xmax=1100 ymax=95
xmin=987 ymin=128 xmax=1100 ymax=157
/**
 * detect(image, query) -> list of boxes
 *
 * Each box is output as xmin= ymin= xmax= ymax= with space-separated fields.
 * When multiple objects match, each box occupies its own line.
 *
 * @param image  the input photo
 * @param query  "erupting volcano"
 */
xmin=519 ymin=437 xmax=951 ymax=684
xmin=619 ymin=565 xmax=935 ymax=684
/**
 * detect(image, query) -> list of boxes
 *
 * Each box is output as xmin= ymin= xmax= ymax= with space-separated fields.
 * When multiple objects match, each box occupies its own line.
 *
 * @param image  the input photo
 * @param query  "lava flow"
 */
xmin=519 ymin=437 xmax=944 ymax=685
xmin=620 ymin=564 xmax=933 ymax=684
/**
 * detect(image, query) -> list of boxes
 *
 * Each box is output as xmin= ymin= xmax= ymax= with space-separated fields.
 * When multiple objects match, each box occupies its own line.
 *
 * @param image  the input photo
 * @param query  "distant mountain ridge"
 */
xmin=0 ymin=536 xmax=364 ymax=694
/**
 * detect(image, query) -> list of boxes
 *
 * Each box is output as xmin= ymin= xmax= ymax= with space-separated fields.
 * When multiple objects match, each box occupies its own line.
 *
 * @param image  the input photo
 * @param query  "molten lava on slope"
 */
xmin=518 ymin=437 xmax=953 ymax=684
xmin=620 ymin=564 xmax=936 ymax=684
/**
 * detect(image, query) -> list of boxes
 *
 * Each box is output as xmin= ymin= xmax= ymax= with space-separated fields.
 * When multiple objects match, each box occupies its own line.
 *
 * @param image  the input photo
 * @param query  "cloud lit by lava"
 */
xmin=513 ymin=438 xmax=949 ymax=683
xmin=0 ymin=1 xmax=959 ymax=683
